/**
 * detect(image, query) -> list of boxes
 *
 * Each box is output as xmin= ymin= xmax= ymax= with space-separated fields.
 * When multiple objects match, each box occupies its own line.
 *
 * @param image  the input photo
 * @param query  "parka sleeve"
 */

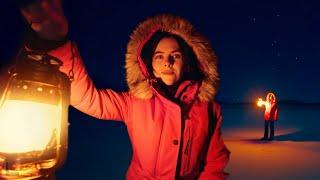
xmin=274 ymin=104 xmax=279 ymax=120
xmin=198 ymin=102 xmax=230 ymax=180
xmin=47 ymin=41 xmax=130 ymax=122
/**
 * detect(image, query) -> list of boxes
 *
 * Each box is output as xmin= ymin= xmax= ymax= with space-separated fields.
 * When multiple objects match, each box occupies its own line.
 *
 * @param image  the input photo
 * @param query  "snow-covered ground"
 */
xmin=56 ymin=104 xmax=320 ymax=179
xmin=222 ymin=104 xmax=320 ymax=179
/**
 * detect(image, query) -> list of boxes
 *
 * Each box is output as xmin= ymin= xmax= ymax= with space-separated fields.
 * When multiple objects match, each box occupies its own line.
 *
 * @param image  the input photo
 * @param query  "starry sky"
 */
xmin=1 ymin=0 xmax=320 ymax=103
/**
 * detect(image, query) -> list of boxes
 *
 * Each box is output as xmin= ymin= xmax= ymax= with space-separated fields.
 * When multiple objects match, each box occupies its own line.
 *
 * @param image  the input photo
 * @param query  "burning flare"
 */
xmin=257 ymin=98 xmax=266 ymax=107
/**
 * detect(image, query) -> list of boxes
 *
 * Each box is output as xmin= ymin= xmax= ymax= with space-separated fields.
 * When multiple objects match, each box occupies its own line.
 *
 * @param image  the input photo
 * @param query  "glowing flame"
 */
xmin=257 ymin=98 xmax=266 ymax=107
xmin=0 ymin=100 xmax=60 ymax=153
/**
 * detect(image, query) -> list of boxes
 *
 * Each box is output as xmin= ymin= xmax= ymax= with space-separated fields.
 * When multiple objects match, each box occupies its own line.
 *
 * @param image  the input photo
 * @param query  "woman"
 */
xmin=262 ymin=92 xmax=279 ymax=141
xmin=20 ymin=0 xmax=230 ymax=179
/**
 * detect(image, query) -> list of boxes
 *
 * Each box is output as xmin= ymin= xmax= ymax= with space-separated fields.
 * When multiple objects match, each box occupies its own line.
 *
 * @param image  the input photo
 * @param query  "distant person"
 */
xmin=19 ymin=0 xmax=230 ymax=179
xmin=260 ymin=93 xmax=279 ymax=141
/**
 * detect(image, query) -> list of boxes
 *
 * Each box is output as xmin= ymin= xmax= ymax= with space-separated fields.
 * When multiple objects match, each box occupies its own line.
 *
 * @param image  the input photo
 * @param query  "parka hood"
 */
xmin=125 ymin=14 xmax=219 ymax=102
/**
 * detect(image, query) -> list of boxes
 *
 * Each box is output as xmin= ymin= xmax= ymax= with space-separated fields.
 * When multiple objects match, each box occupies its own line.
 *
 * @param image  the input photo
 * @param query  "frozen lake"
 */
xmin=222 ymin=103 xmax=320 ymax=180
xmin=56 ymin=103 xmax=320 ymax=179
xmin=222 ymin=103 xmax=320 ymax=141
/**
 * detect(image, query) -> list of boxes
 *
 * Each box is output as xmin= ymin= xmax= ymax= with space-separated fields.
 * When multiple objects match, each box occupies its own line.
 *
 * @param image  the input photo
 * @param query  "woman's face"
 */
xmin=152 ymin=37 xmax=184 ymax=86
xmin=268 ymin=94 xmax=275 ymax=102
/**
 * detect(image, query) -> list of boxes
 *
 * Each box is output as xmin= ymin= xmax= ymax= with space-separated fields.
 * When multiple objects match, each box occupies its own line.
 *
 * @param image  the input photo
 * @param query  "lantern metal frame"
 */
xmin=0 ymin=49 xmax=70 ymax=179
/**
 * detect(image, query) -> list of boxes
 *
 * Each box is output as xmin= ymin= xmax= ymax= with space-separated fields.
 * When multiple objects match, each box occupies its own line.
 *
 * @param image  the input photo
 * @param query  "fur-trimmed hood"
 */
xmin=125 ymin=14 xmax=219 ymax=102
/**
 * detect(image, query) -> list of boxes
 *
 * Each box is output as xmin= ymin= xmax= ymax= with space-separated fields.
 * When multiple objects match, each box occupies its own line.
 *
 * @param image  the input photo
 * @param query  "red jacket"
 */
xmin=49 ymin=14 xmax=230 ymax=179
xmin=264 ymin=102 xmax=278 ymax=121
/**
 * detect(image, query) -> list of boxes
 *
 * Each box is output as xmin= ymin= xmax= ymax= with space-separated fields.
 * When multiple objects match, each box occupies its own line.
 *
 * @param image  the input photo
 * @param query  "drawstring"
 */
xmin=68 ymin=42 xmax=75 ymax=82
xmin=147 ymin=78 xmax=157 ymax=85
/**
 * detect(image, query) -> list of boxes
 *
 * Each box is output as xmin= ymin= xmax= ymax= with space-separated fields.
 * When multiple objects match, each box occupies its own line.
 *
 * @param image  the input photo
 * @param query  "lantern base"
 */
xmin=0 ymin=173 xmax=55 ymax=180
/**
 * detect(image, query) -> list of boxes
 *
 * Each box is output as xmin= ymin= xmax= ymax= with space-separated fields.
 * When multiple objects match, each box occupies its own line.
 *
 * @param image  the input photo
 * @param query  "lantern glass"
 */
xmin=0 ymin=100 xmax=60 ymax=153
xmin=0 ymin=71 xmax=68 ymax=179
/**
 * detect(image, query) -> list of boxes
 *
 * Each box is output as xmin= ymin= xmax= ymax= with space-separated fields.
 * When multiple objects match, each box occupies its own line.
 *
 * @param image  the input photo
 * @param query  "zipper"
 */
xmin=184 ymin=126 xmax=191 ymax=171
xmin=153 ymin=115 xmax=165 ymax=177
xmin=184 ymin=126 xmax=191 ymax=155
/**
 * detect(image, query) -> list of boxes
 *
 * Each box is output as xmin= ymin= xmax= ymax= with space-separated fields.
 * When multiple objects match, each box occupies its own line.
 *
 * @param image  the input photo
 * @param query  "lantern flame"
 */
xmin=0 ymin=100 xmax=60 ymax=153
xmin=257 ymin=98 xmax=266 ymax=107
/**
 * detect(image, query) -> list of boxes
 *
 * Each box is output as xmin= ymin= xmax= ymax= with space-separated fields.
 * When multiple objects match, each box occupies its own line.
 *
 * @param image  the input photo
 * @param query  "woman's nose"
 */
xmin=164 ymin=55 xmax=175 ymax=67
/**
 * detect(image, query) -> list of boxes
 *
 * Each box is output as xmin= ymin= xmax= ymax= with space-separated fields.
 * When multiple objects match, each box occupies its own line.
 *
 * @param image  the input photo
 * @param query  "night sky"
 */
xmin=1 ymin=0 xmax=320 ymax=103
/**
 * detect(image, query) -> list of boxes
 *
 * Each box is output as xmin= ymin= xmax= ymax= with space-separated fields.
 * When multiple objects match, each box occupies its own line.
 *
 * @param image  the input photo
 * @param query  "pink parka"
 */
xmin=48 ymin=14 xmax=230 ymax=179
xmin=264 ymin=102 xmax=279 ymax=121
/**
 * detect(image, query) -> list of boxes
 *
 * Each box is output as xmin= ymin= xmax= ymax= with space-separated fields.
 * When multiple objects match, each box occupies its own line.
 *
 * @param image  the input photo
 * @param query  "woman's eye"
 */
xmin=154 ymin=55 xmax=163 ymax=60
xmin=172 ymin=54 xmax=182 ymax=59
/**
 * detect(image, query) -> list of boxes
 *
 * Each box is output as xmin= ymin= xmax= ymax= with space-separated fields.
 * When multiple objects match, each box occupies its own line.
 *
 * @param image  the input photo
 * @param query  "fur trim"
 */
xmin=125 ymin=14 xmax=219 ymax=102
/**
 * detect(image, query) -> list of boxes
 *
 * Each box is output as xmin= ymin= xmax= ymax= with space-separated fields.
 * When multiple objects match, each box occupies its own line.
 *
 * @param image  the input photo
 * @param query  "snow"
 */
xmin=222 ymin=104 xmax=320 ymax=179
xmin=55 ymin=103 xmax=320 ymax=179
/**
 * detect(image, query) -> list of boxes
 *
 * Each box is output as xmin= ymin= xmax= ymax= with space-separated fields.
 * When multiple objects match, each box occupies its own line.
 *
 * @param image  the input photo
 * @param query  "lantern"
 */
xmin=0 ymin=50 xmax=70 ymax=179
xmin=257 ymin=92 xmax=276 ymax=109
xmin=257 ymin=98 xmax=265 ymax=107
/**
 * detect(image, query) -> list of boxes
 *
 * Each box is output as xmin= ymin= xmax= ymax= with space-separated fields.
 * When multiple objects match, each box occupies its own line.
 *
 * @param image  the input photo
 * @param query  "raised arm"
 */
xmin=273 ymin=103 xmax=279 ymax=120
xmin=20 ymin=0 xmax=130 ymax=122
xmin=49 ymin=42 xmax=130 ymax=121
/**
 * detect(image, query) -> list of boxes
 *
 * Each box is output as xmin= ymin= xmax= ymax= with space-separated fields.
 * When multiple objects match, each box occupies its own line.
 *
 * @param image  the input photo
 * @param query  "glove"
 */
xmin=20 ymin=0 xmax=68 ymax=41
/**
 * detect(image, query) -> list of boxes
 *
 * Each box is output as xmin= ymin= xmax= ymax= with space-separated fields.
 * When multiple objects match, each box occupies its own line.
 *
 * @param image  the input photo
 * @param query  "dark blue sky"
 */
xmin=1 ymin=0 xmax=320 ymax=102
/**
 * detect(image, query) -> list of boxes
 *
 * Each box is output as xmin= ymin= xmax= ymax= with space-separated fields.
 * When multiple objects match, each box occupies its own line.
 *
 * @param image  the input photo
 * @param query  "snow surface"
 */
xmin=55 ymin=104 xmax=320 ymax=179
xmin=222 ymin=104 xmax=320 ymax=180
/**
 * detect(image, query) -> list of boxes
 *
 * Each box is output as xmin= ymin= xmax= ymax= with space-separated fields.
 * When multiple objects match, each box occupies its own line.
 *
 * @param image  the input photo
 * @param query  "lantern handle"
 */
xmin=22 ymin=50 xmax=63 ymax=67
xmin=0 ymin=72 xmax=18 ymax=108
xmin=68 ymin=42 xmax=76 ymax=82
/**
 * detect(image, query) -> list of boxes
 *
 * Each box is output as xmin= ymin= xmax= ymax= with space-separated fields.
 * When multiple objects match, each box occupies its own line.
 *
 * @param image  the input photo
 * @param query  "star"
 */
xmin=252 ymin=17 xmax=256 ymax=24
xmin=272 ymin=8 xmax=281 ymax=17
xmin=295 ymin=56 xmax=304 ymax=64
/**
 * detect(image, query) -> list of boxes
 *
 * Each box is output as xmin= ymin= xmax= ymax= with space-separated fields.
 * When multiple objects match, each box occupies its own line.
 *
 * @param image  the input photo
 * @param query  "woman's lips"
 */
xmin=161 ymin=70 xmax=174 ymax=75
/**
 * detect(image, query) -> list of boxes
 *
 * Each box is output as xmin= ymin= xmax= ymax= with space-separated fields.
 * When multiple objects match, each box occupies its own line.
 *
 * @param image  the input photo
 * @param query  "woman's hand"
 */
xmin=20 ymin=0 xmax=68 ymax=41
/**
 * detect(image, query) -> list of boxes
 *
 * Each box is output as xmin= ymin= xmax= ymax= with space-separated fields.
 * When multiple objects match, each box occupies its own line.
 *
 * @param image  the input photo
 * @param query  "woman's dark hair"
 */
xmin=140 ymin=31 xmax=203 ymax=81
